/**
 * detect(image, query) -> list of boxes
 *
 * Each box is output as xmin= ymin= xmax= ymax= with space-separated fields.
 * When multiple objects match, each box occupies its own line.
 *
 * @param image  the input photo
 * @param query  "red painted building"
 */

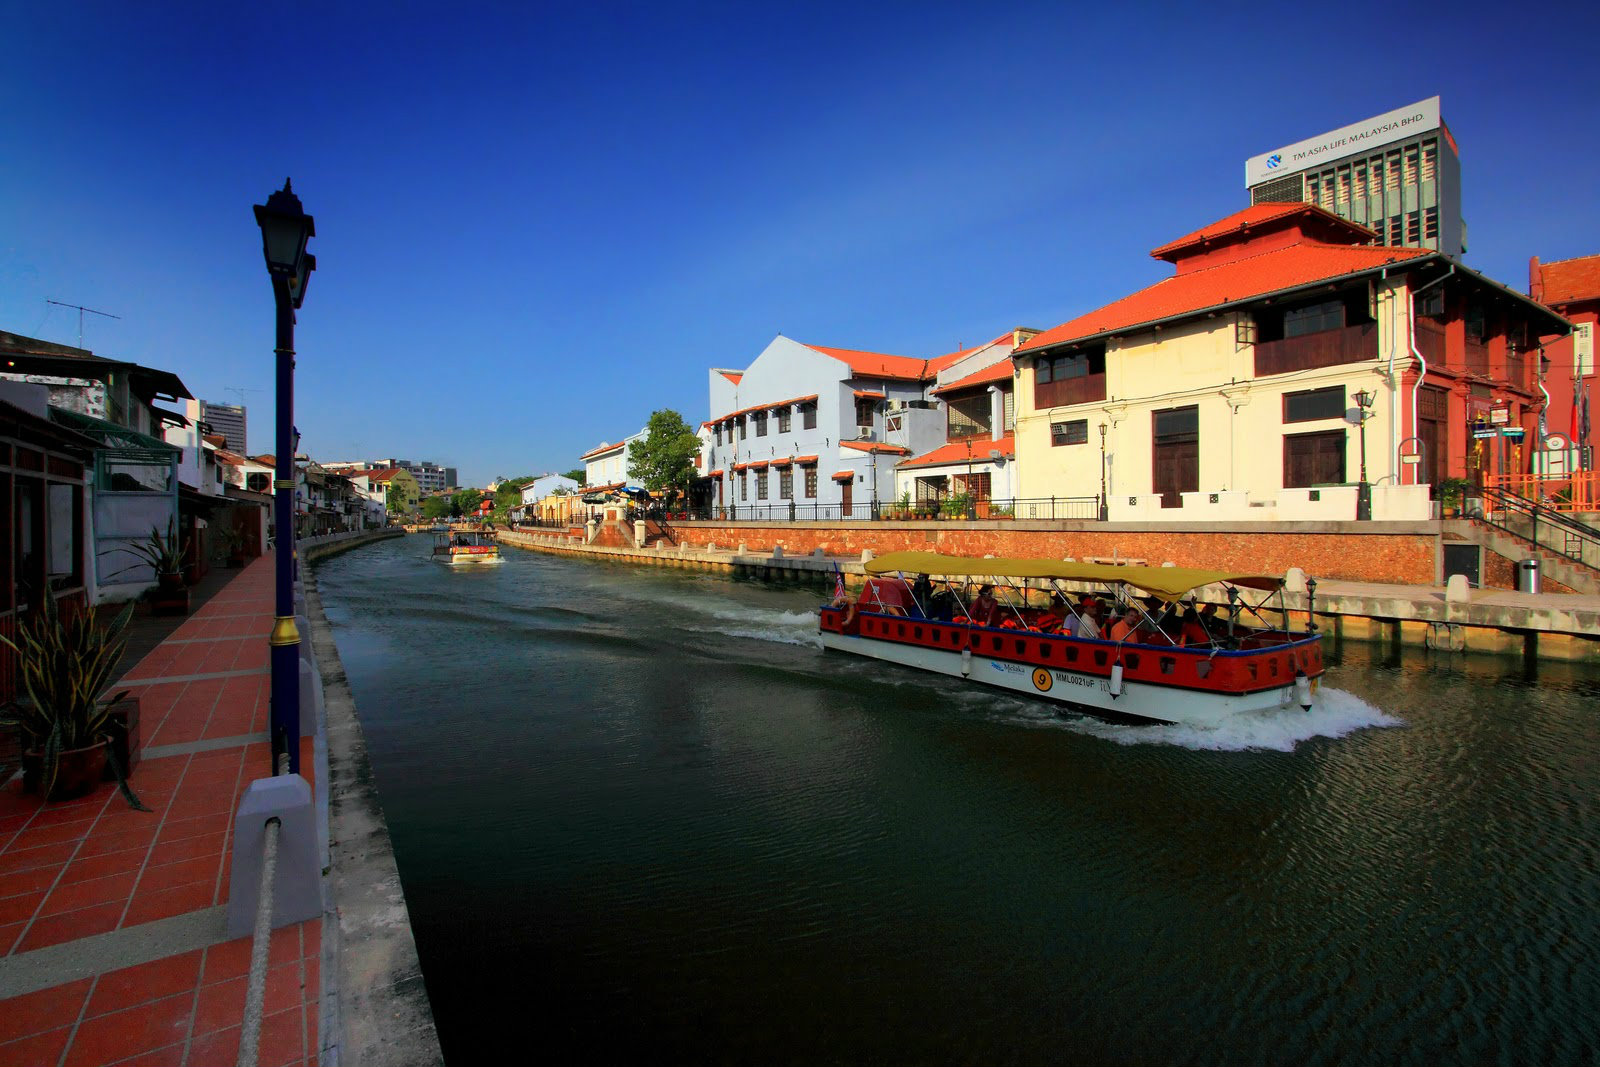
xmin=1529 ymin=253 xmax=1598 ymax=471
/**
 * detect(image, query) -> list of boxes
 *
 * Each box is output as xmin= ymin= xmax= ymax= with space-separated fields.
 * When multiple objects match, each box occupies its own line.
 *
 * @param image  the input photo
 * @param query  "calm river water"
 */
xmin=314 ymin=535 xmax=1600 ymax=1065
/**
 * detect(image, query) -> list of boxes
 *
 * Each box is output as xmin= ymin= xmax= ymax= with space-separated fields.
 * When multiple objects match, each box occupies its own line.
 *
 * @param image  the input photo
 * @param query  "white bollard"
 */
xmin=1446 ymin=573 xmax=1470 ymax=603
xmin=1283 ymin=567 xmax=1307 ymax=593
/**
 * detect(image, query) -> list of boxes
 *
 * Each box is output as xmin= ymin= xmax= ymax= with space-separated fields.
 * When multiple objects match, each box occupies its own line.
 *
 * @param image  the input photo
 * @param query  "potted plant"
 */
xmin=218 ymin=525 xmax=248 ymax=567
xmin=0 ymin=595 xmax=146 ymax=807
xmin=119 ymin=520 xmax=191 ymax=591
xmin=1439 ymin=477 xmax=1471 ymax=518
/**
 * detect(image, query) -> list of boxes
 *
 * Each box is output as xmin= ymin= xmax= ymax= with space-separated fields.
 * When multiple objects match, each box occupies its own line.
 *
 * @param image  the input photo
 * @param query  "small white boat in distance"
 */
xmin=431 ymin=528 xmax=502 ymax=566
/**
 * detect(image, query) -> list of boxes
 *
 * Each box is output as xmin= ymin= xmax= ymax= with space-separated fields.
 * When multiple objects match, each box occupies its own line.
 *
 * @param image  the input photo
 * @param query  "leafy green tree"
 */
xmin=628 ymin=409 xmax=701 ymax=504
xmin=451 ymin=488 xmax=482 ymax=517
xmin=561 ymin=468 xmax=585 ymax=485
xmin=421 ymin=495 xmax=451 ymax=520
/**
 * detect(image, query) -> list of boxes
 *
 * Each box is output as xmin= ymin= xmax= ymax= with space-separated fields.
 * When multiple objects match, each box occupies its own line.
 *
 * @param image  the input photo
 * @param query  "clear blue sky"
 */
xmin=4 ymin=2 xmax=1597 ymax=487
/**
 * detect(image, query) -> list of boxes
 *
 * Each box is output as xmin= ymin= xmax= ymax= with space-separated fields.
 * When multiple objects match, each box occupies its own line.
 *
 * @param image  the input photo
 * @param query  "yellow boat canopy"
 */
xmin=863 ymin=551 xmax=1283 ymax=600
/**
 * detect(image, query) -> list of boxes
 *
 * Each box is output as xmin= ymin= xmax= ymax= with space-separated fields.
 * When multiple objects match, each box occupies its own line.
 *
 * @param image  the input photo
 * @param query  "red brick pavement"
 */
xmin=0 ymin=553 xmax=321 ymax=1066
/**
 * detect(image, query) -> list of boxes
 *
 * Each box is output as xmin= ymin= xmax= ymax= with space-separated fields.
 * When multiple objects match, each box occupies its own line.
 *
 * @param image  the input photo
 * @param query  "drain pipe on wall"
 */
xmin=1407 ymin=264 xmax=1456 ymax=483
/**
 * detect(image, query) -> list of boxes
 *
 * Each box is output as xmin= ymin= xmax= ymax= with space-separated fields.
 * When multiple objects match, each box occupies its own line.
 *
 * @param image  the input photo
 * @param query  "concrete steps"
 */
xmin=1459 ymin=521 xmax=1600 ymax=595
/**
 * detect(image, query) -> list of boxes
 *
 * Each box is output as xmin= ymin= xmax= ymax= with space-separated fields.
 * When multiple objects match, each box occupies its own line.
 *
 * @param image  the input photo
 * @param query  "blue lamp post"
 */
xmin=253 ymin=179 xmax=315 ymax=776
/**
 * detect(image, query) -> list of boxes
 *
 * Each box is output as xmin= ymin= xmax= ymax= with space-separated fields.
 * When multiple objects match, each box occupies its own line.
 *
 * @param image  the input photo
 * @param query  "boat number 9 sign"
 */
xmin=1032 ymin=667 xmax=1053 ymax=693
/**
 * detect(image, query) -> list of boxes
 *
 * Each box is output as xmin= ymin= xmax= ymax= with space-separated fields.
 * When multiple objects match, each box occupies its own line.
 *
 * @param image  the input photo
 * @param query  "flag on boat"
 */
xmin=833 ymin=565 xmax=845 ymax=601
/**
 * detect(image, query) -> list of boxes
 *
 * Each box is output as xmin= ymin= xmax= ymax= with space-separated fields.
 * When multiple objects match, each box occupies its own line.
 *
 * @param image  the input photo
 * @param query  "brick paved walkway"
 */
xmin=0 ymin=553 xmax=321 ymax=1066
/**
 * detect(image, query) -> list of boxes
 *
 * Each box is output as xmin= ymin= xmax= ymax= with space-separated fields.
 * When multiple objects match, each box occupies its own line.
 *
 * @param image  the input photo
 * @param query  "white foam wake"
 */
xmin=1060 ymin=685 xmax=1403 ymax=752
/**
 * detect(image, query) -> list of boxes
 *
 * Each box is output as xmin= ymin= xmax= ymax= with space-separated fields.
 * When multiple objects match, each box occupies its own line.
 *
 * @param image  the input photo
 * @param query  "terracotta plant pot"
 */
xmin=158 ymin=571 xmax=185 ymax=593
xmin=25 ymin=742 xmax=108 ymax=802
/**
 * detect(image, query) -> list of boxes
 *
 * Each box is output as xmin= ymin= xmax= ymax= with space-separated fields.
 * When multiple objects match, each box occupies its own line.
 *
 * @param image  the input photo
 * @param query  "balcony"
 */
xmin=1253 ymin=322 xmax=1377 ymax=377
xmin=1034 ymin=372 xmax=1106 ymax=410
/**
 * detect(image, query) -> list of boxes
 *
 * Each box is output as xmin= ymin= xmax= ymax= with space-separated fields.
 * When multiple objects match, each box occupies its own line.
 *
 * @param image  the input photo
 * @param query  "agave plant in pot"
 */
xmin=122 ymin=520 xmax=191 ymax=592
xmin=0 ymin=595 xmax=147 ymax=807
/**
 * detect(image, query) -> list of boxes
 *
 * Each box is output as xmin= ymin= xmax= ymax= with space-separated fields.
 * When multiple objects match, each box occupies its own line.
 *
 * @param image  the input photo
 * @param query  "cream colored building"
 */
xmin=1014 ymin=203 xmax=1567 ymax=521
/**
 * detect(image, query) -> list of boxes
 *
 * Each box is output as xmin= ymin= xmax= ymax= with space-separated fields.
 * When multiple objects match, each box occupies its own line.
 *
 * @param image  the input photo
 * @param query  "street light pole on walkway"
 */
xmin=253 ymin=180 xmax=315 ymax=776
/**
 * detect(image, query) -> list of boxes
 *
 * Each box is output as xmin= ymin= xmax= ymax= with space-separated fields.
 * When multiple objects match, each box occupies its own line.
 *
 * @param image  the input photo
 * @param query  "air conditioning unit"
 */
xmin=859 ymin=429 xmax=877 ymax=442
xmin=888 ymin=399 xmax=908 ymax=411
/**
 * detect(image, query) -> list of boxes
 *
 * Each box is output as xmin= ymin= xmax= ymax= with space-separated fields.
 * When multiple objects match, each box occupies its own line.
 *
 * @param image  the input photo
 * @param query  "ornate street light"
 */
xmin=1353 ymin=388 xmax=1374 ymax=521
xmin=253 ymin=179 xmax=315 ymax=776
xmin=1098 ymin=422 xmax=1109 ymax=521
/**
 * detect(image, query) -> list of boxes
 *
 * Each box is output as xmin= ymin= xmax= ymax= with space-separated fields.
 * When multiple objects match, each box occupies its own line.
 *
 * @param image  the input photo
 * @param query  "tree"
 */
xmin=561 ymin=468 xmax=585 ymax=485
xmin=627 ymin=409 xmax=701 ymax=504
xmin=421 ymin=495 xmax=451 ymax=520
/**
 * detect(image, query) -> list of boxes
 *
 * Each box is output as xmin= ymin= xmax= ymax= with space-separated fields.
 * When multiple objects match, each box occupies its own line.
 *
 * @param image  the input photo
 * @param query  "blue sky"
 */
xmin=4 ymin=2 xmax=1597 ymax=486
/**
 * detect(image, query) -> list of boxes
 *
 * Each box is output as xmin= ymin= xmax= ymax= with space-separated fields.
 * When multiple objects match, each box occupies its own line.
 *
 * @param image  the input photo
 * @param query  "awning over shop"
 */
xmin=831 ymin=470 xmax=855 ymax=482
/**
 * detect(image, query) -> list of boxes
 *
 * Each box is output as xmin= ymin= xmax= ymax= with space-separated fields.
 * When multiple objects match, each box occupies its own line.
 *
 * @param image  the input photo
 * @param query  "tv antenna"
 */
xmin=45 ymin=300 xmax=120 ymax=349
xmin=226 ymin=386 xmax=265 ymax=408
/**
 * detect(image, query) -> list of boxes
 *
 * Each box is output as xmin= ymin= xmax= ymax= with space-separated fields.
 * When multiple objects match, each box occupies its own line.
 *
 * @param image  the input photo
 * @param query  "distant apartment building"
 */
xmin=1529 ymin=253 xmax=1599 ymax=470
xmin=199 ymin=400 xmax=246 ymax=452
xmin=1246 ymin=97 xmax=1464 ymax=258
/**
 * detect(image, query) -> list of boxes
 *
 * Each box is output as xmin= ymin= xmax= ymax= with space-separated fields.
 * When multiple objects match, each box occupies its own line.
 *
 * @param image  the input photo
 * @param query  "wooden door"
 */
xmin=1152 ymin=406 xmax=1199 ymax=508
xmin=1418 ymin=385 xmax=1448 ymax=493
xmin=840 ymin=479 xmax=853 ymax=517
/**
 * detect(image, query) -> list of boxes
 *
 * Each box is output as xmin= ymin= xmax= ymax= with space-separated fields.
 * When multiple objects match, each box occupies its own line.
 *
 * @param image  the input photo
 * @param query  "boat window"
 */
xmin=1065 ymin=647 xmax=1078 ymax=663
xmin=1014 ymin=640 xmax=1026 ymax=656
xmin=1269 ymin=659 xmax=1278 ymax=676
xmin=991 ymin=636 xmax=1002 ymax=651
xmin=1038 ymin=643 xmax=1051 ymax=659
xmin=914 ymin=626 xmax=923 ymax=640
xmin=1094 ymin=650 xmax=1107 ymax=667
xmin=1160 ymin=657 xmax=1176 ymax=675
xmin=1125 ymin=654 xmax=1141 ymax=670
xmin=897 ymin=624 xmax=906 ymax=637
xmin=1195 ymin=660 xmax=1212 ymax=678
xmin=1247 ymin=663 xmax=1258 ymax=680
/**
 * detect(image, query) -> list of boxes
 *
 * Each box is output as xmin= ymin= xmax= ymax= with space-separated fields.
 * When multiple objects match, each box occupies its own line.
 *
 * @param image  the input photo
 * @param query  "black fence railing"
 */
xmin=1476 ymin=486 xmax=1600 ymax=570
xmin=655 ymin=496 xmax=1104 ymax=523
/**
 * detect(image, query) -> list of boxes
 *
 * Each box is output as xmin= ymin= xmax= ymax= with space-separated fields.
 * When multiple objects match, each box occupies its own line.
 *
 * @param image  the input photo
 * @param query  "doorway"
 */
xmin=1152 ymin=405 xmax=1199 ymax=508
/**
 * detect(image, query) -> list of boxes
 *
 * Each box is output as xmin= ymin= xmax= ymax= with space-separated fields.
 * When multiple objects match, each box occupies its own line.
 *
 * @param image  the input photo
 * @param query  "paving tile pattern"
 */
xmin=0 ymin=556 xmax=321 ymax=1066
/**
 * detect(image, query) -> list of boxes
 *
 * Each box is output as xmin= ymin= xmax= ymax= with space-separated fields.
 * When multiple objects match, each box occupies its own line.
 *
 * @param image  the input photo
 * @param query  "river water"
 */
xmin=314 ymin=535 xmax=1600 ymax=1065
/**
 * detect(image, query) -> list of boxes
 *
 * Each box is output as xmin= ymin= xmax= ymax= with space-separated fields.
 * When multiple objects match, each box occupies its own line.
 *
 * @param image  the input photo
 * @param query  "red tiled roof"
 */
xmin=1149 ymin=202 xmax=1375 ymax=261
xmin=899 ymin=434 xmax=1015 ymax=469
xmin=1018 ymin=242 xmax=1431 ymax=354
xmin=853 ymin=389 xmax=885 ymax=399
xmin=581 ymin=440 xmax=625 ymax=460
xmin=253 ymin=454 xmax=276 ymax=466
xmin=202 ymin=433 xmax=226 ymax=447
xmin=804 ymin=344 xmax=930 ymax=381
xmin=748 ymin=460 xmax=768 ymax=469
xmin=840 ymin=440 xmax=911 ymax=455
xmin=770 ymin=457 xmax=792 ymax=467
xmin=831 ymin=470 xmax=855 ymax=481
xmin=708 ymin=468 xmax=724 ymax=477
xmin=935 ymin=358 xmax=1014 ymax=395
xmin=794 ymin=454 xmax=818 ymax=464
xmin=361 ymin=467 xmax=407 ymax=483
xmin=705 ymin=393 xmax=819 ymax=427
xmin=1537 ymin=253 xmax=1600 ymax=305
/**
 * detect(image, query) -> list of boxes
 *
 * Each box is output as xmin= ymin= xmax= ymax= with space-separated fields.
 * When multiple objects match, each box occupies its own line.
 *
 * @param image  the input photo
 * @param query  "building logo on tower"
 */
xmin=1266 ymin=154 xmax=1281 ymax=169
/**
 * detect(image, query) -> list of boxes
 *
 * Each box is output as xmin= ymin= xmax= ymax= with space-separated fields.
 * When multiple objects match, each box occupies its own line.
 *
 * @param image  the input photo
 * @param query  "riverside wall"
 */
xmin=302 ymin=527 xmax=445 ymax=1065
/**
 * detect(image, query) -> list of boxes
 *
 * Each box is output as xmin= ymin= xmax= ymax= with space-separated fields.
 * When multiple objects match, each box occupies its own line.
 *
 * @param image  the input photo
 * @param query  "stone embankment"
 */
xmin=497 ymin=526 xmax=1600 ymax=662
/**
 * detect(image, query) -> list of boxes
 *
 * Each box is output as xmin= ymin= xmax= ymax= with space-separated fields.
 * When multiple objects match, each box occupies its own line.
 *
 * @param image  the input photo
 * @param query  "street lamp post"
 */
xmin=1354 ymin=388 xmax=1374 ymax=521
xmin=1098 ymin=422 xmax=1109 ymax=521
xmin=253 ymin=179 xmax=315 ymax=776
xmin=965 ymin=438 xmax=976 ymax=519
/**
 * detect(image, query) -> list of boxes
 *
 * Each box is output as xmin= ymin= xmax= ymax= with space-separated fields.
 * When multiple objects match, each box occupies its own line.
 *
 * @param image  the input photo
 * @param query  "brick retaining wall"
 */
xmin=671 ymin=521 xmax=1443 ymax=585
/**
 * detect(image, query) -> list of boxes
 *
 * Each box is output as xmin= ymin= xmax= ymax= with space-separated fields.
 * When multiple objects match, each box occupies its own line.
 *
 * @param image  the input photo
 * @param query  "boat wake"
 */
xmin=690 ymin=609 xmax=821 ymax=649
xmin=984 ymin=685 xmax=1402 ymax=752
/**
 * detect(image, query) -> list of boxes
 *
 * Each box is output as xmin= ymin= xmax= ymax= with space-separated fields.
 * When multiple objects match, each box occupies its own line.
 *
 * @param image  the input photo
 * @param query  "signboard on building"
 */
xmin=1245 ymin=97 xmax=1442 ymax=186
xmin=1489 ymin=407 xmax=1510 ymax=425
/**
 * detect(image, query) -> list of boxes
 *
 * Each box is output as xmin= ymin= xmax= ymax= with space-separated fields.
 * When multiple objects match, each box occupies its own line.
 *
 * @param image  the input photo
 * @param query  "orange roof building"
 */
xmin=1013 ymin=204 xmax=1567 ymax=520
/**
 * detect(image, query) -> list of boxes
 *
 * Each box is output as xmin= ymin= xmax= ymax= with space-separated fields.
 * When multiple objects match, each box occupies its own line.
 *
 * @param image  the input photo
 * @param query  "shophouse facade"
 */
xmin=581 ymin=431 xmax=646 ymax=494
xmin=0 ymin=330 xmax=194 ymax=600
xmin=1529 ymin=253 xmax=1598 ymax=478
xmin=699 ymin=336 xmax=954 ymax=518
xmin=1012 ymin=203 xmax=1569 ymax=521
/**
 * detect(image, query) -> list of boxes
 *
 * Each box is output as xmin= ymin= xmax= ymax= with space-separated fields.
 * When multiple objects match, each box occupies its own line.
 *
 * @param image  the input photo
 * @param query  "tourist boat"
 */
xmin=818 ymin=551 xmax=1324 ymax=728
xmin=431 ymin=528 xmax=502 ymax=566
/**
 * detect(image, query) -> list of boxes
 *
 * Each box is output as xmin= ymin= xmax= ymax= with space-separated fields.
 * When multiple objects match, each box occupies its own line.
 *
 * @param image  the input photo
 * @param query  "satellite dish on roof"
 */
xmin=988 ymin=450 xmax=1004 ymax=463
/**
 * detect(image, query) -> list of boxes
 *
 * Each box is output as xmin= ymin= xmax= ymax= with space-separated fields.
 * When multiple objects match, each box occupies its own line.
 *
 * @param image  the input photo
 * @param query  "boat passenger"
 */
xmin=1178 ymin=606 xmax=1211 ymax=646
xmin=911 ymin=574 xmax=933 ymax=614
xmin=1106 ymin=604 xmax=1142 ymax=643
xmin=1072 ymin=597 xmax=1103 ymax=640
xmin=1036 ymin=595 xmax=1071 ymax=633
xmin=971 ymin=585 xmax=1001 ymax=627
